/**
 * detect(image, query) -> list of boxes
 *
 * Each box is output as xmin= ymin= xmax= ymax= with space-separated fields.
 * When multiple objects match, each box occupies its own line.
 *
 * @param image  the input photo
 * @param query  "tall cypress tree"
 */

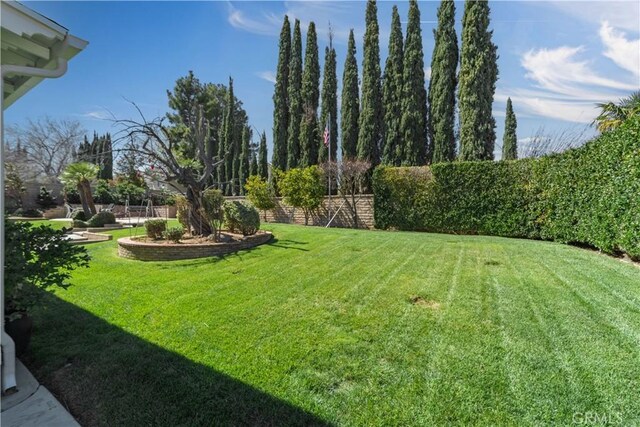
xmin=318 ymin=42 xmax=338 ymax=163
xmin=81 ymin=132 xmax=113 ymax=180
xmin=429 ymin=0 xmax=458 ymax=163
xmin=239 ymin=126 xmax=250 ymax=194
xmin=77 ymin=135 xmax=90 ymax=162
xmin=458 ymin=0 xmax=498 ymax=161
xmin=401 ymin=0 xmax=428 ymax=166
xmin=502 ymin=97 xmax=517 ymax=160
xmin=90 ymin=132 xmax=100 ymax=165
xmin=258 ymin=131 xmax=268 ymax=180
xmin=99 ymin=133 xmax=113 ymax=180
xmin=357 ymin=0 xmax=382 ymax=166
xmin=382 ymin=5 xmax=404 ymax=166
xmin=299 ymin=22 xmax=320 ymax=167
xmin=272 ymin=16 xmax=291 ymax=171
xmin=287 ymin=20 xmax=303 ymax=170
xmin=341 ymin=29 xmax=360 ymax=159
xmin=232 ymin=144 xmax=241 ymax=196
xmin=217 ymin=117 xmax=226 ymax=191
xmin=223 ymin=77 xmax=236 ymax=195
xmin=250 ymin=152 xmax=258 ymax=177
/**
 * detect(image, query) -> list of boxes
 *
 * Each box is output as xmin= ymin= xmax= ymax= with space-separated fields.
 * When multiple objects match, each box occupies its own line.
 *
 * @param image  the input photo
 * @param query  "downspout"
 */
xmin=1 ymin=36 xmax=70 ymax=393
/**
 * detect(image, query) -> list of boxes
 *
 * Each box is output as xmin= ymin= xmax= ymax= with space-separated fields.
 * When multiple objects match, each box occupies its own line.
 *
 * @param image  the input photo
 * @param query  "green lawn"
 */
xmin=11 ymin=218 xmax=73 ymax=230
xmin=26 ymin=223 xmax=640 ymax=426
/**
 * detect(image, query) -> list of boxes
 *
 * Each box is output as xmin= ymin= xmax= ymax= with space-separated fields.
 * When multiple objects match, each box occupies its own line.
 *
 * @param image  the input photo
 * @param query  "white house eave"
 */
xmin=1 ymin=1 xmax=68 ymax=40
xmin=1 ymin=1 xmax=88 ymax=108
xmin=2 ymin=34 xmax=88 ymax=108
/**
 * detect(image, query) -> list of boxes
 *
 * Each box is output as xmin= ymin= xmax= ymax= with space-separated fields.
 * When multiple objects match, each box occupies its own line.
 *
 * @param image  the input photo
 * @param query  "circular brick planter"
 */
xmin=117 ymin=231 xmax=273 ymax=261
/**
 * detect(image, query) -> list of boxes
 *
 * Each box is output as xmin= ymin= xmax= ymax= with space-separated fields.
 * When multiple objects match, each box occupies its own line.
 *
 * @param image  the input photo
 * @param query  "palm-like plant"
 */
xmin=60 ymin=162 xmax=99 ymax=217
xmin=593 ymin=91 xmax=640 ymax=133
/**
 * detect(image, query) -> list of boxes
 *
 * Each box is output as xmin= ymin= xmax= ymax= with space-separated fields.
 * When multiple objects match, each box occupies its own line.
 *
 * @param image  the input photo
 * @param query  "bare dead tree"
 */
xmin=5 ymin=116 xmax=85 ymax=181
xmin=113 ymin=103 xmax=220 ymax=236
xmin=321 ymin=159 xmax=371 ymax=228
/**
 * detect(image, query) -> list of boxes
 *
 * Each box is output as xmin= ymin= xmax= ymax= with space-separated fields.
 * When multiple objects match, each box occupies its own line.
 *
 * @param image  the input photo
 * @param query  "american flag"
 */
xmin=323 ymin=125 xmax=330 ymax=148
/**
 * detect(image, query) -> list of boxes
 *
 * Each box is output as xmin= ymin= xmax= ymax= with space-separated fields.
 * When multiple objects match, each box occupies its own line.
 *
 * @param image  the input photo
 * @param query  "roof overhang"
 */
xmin=1 ymin=1 xmax=88 ymax=108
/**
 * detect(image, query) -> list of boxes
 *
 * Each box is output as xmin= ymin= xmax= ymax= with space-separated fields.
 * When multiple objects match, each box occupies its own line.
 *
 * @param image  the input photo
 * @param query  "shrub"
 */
xmin=244 ymin=175 xmax=276 ymax=221
xmin=5 ymin=219 xmax=90 ymax=319
xmin=145 ymin=219 xmax=167 ymax=239
xmin=87 ymin=211 xmax=117 ymax=227
xmin=73 ymin=220 xmax=89 ymax=228
xmin=202 ymin=189 xmax=225 ymax=240
xmin=163 ymin=226 xmax=184 ymax=243
xmin=175 ymin=195 xmax=191 ymax=232
xmin=71 ymin=210 xmax=87 ymax=221
xmin=278 ymin=166 xmax=325 ymax=225
xmin=373 ymin=115 xmax=640 ymax=259
xmin=223 ymin=201 xmax=260 ymax=236
xmin=12 ymin=208 xmax=43 ymax=218
xmin=36 ymin=187 xmax=56 ymax=209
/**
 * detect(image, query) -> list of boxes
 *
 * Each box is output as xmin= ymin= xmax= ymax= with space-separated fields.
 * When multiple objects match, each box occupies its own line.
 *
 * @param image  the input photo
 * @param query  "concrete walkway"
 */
xmin=1 ymin=360 xmax=79 ymax=427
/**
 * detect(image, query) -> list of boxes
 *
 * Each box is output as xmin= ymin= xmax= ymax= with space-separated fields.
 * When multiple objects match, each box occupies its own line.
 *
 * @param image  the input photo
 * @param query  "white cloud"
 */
xmin=501 ymin=34 xmax=639 ymax=124
xmin=226 ymin=2 xmax=279 ymax=36
xmin=599 ymin=21 xmax=640 ymax=78
xmin=281 ymin=1 xmax=366 ymax=44
xmin=256 ymin=71 xmax=277 ymax=84
xmin=226 ymin=1 xmax=370 ymax=45
xmin=547 ymin=1 xmax=640 ymax=34
xmin=521 ymin=46 xmax=636 ymax=96
xmin=496 ymin=90 xmax=599 ymax=123
xmin=83 ymin=111 xmax=110 ymax=120
xmin=424 ymin=67 xmax=431 ymax=81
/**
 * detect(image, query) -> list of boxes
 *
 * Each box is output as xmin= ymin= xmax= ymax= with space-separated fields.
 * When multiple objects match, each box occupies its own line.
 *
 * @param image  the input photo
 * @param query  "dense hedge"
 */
xmin=373 ymin=116 xmax=640 ymax=258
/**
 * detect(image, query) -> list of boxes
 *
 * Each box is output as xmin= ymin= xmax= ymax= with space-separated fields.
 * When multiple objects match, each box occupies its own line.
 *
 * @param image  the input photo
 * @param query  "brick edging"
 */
xmin=117 ymin=231 xmax=273 ymax=261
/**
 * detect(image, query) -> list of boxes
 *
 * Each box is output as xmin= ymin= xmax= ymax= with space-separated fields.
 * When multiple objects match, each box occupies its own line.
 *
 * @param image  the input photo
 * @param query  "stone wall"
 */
xmin=226 ymin=194 xmax=374 ymax=229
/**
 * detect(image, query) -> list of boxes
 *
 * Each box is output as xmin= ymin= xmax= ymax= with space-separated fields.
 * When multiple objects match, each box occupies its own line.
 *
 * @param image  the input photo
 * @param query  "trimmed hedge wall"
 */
xmin=373 ymin=116 xmax=640 ymax=259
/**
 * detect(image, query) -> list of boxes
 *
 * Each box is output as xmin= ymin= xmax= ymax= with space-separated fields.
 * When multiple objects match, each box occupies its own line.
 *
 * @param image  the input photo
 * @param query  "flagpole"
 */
xmin=327 ymin=113 xmax=333 ymax=225
xmin=326 ymin=24 xmax=333 ymax=227
xmin=327 ymin=112 xmax=332 ymax=227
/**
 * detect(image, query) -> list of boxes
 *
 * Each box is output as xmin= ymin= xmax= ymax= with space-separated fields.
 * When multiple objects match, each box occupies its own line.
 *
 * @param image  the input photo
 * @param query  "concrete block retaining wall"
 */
xmin=226 ymin=194 xmax=374 ymax=229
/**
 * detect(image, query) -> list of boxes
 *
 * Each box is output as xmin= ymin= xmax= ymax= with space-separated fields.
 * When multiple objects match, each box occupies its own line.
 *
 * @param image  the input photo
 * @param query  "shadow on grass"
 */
xmin=268 ymin=238 xmax=310 ymax=252
xmin=24 ymin=292 xmax=331 ymax=426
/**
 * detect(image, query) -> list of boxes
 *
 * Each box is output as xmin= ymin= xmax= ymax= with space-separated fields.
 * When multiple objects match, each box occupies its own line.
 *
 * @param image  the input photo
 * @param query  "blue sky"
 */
xmin=5 ymin=1 xmax=640 ymax=159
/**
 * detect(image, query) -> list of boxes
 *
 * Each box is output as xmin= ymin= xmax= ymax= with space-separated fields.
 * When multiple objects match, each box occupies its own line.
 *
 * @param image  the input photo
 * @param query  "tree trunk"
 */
xmin=186 ymin=186 xmax=213 ymax=236
xmin=77 ymin=183 xmax=91 ymax=217
xmin=352 ymin=190 xmax=358 ymax=229
xmin=83 ymin=181 xmax=97 ymax=216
